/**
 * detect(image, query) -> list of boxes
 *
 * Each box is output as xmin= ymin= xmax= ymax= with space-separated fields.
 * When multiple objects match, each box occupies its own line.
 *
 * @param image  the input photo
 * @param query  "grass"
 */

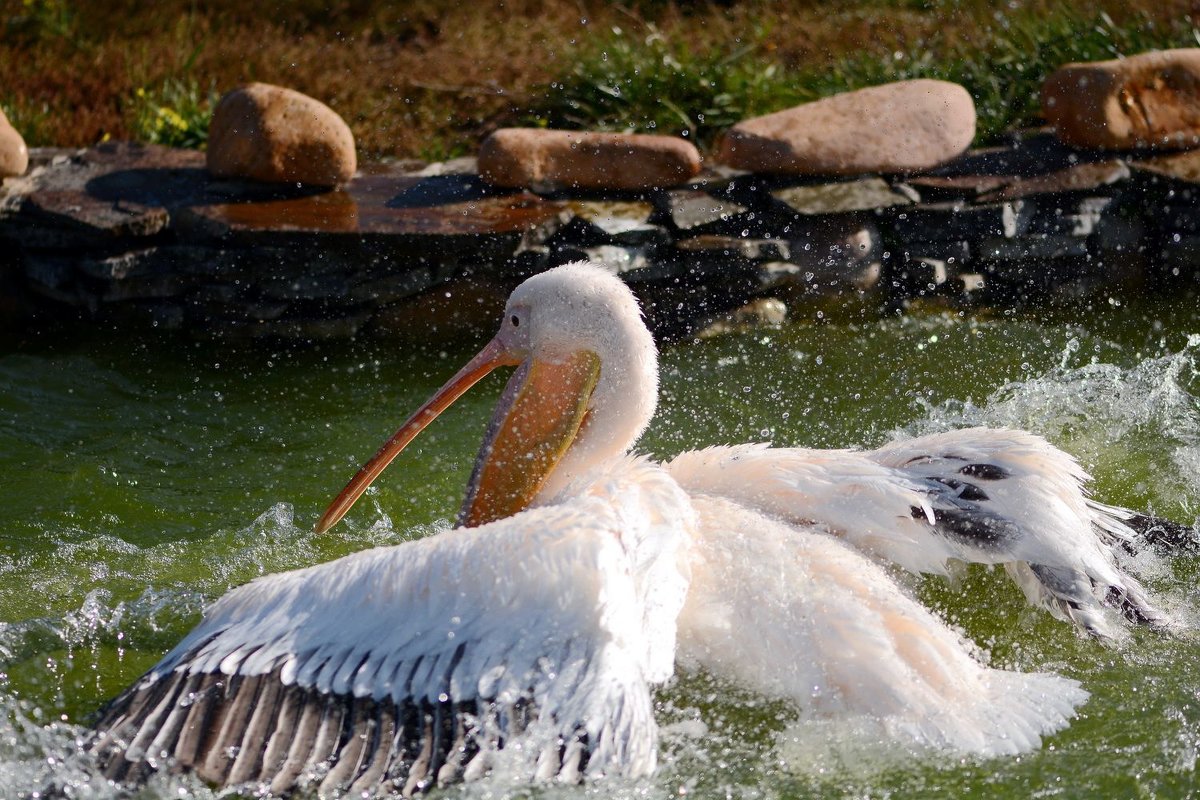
xmin=0 ymin=0 xmax=1198 ymax=160
xmin=529 ymin=6 xmax=1200 ymax=147
xmin=128 ymin=78 xmax=217 ymax=149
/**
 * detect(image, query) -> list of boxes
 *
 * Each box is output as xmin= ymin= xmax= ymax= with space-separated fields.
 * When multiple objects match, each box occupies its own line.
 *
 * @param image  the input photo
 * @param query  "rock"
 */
xmin=478 ymin=128 xmax=701 ymax=192
xmin=896 ymin=240 xmax=972 ymax=266
xmin=771 ymin=177 xmax=914 ymax=215
xmin=566 ymin=200 xmax=653 ymax=229
xmin=207 ymin=83 xmax=356 ymax=186
xmin=1134 ymin=146 xmax=1200 ymax=184
xmin=1043 ymin=49 xmax=1200 ymax=150
xmin=549 ymin=200 xmax=669 ymax=250
xmin=904 ymin=174 xmax=1015 ymax=202
xmin=676 ymin=235 xmax=791 ymax=262
xmin=658 ymin=189 xmax=749 ymax=232
xmin=0 ymin=107 xmax=28 ymax=178
xmin=978 ymin=160 xmax=1130 ymax=202
xmin=891 ymin=201 xmax=1034 ymax=242
xmin=717 ymin=79 xmax=976 ymax=175
xmin=672 ymin=218 xmax=882 ymax=295
xmin=979 ymin=235 xmax=1089 ymax=261
xmin=554 ymin=244 xmax=653 ymax=276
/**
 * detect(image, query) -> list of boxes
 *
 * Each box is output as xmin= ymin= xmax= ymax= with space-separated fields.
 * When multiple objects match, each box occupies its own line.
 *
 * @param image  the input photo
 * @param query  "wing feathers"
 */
xmin=97 ymin=666 xmax=532 ymax=795
xmin=91 ymin=461 xmax=690 ymax=793
xmin=255 ymin=682 xmax=302 ymax=782
xmin=268 ymin=690 xmax=322 ymax=793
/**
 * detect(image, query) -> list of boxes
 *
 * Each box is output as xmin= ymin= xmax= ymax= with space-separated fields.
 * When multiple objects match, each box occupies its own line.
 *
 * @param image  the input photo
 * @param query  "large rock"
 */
xmin=479 ymin=128 xmax=701 ymax=192
xmin=717 ymin=80 xmax=976 ymax=175
xmin=207 ymin=83 xmax=356 ymax=187
xmin=1043 ymin=49 xmax=1200 ymax=150
xmin=0 ymin=106 xmax=29 ymax=178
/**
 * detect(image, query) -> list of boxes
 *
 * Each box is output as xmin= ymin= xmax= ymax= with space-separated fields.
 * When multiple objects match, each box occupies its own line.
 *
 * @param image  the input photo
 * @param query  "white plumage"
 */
xmin=92 ymin=458 xmax=692 ymax=794
xmin=90 ymin=260 xmax=1156 ymax=795
xmin=678 ymin=494 xmax=1086 ymax=755
xmin=667 ymin=430 xmax=1165 ymax=638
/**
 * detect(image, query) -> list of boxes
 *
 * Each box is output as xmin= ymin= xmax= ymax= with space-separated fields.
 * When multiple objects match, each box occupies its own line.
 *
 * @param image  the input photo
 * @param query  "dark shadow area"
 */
xmin=385 ymin=174 xmax=512 ymax=208
xmin=86 ymin=168 xmax=329 ymax=209
xmin=930 ymin=131 xmax=1118 ymax=177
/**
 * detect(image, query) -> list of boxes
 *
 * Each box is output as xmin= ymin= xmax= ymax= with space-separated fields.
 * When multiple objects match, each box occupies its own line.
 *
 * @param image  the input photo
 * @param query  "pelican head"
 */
xmin=317 ymin=261 xmax=658 ymax=532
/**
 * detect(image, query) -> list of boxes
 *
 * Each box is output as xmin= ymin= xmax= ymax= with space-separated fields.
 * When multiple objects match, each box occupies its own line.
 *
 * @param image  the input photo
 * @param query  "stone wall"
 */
xmin=1 ymin=136 xmax=1198 ymax=341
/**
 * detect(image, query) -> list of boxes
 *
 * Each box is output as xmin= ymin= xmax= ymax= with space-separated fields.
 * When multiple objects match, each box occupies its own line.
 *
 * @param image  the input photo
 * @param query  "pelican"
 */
xmin=90 ymin=261 xmax=1130 ymax=796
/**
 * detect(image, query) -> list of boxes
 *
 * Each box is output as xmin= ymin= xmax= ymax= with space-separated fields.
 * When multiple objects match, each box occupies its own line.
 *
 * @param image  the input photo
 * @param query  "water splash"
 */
xmin=902 ymin=335 xmax=1200 ymax=516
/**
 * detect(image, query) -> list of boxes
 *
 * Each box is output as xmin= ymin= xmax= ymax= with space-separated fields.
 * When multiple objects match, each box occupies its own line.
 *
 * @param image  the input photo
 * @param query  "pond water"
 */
xmin=1 ymin=293 xmax=1199 ymax=798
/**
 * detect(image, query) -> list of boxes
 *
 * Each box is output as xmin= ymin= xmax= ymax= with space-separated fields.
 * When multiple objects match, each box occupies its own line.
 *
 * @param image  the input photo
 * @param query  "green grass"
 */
xmin=521 ymin=23 xmax=809 ymax=147
xmin=127 ymin=77 xmax=218 ymax=149
xmin=527 ymin=7 xmax=1200 ymax=147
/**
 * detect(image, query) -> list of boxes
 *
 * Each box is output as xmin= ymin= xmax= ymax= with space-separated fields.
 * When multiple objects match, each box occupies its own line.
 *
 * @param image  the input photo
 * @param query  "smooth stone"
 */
xmin=478 ymin=128 xmax=701 ymax=192
xmin=904 ymin=174 xmax=1015 ymax=201
xmin=207 ymin=83 xmax=357 ymax=187
xmin=771 ymin=177 xmax=914 ymax=215
xmin=717 ymin=79 xmax=976 ymax=175
xmin=661 ymin=189 xmax=750 ymax=231
xmin=1043 ymin=49 xmax=1200 ymax=150
xmin=0 ymin=107 xmax=28 ymax=178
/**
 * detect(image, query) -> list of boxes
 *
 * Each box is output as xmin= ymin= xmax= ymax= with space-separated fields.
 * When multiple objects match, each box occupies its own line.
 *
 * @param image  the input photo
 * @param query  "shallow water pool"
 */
xmin=2 ymin=294 xmax=1199 ymax=798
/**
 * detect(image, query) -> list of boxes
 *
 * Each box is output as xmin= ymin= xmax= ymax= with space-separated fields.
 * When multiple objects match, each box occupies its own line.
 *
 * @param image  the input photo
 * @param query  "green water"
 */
xmin=2 ymin=296 xmax=1199 ymax=798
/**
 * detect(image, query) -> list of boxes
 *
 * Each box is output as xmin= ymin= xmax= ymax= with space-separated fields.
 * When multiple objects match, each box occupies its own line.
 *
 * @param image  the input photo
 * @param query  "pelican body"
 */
xmin=90 ymin=261 xmax=1169 ymax=796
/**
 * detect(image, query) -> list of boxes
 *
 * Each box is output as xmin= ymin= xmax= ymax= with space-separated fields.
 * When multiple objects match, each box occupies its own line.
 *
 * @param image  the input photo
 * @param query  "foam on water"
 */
xmin=900 ymin=334 xmax=1200 ymax=512
xmin=0 ymin=501 xmax=421 ymax=799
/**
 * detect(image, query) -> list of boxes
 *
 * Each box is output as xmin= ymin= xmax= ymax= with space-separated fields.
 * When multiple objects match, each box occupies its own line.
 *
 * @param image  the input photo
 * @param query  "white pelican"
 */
xmin=90 ymin=261 xmax=1105 ymax=795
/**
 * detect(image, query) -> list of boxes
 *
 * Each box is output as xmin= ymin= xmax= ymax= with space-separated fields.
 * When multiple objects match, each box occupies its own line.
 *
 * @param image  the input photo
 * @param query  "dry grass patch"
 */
xmin=1 ymin=0 xmax=1197 ymax=160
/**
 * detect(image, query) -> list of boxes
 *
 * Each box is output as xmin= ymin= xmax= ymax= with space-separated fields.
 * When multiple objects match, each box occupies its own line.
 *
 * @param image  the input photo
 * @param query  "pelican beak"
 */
xmin=316 ymin=339 xmax=600 ymax=533
xmin=458 ymin=349 xmax=599 ymax=528
xmin=315 ymin=337 xmax=519 ymax=534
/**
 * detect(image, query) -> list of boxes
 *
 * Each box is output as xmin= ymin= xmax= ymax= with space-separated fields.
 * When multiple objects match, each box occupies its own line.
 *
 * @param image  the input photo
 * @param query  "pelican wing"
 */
xmin=669 ymin=431 xmax=1167 ymax=637
xmin=91 ymin=480 xmax=689 ymax=796
xmin=666 ymin=443 xmax=960 ymax=574
xmin=870 ymin=428 xmax=1166 ymax=634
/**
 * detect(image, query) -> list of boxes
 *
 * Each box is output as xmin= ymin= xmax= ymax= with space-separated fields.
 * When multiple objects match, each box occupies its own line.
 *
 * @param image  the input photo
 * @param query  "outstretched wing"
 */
xmin=668 ymin=430 xmax=1167 ymax=637
xmin=666 ymin=443 xmax=959 ymax=573
xmin=90 ymin=486 xmax=686 ymax=797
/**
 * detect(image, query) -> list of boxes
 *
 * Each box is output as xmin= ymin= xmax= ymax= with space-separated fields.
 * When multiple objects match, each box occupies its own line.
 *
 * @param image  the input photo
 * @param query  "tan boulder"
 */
xmin=1042 ymin=49 xmax=1200 ymax=150
xmin=479 ymin=128 xmax=701 ymax=191
xmin=207 ymin=83 xmax=356 ymax=187
xmin=717 ymin=79 xmax=976 ymax=176
xmin=0 ymin=106 xmax=29 ymax=178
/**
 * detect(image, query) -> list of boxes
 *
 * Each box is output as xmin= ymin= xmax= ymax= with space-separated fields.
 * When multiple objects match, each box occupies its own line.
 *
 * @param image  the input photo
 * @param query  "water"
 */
xmin=1 ymin=295 xmax=1199 ymax=798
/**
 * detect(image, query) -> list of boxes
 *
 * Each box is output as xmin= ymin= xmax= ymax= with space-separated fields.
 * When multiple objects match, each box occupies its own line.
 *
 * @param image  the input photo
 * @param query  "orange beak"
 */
xmin=315 ymin=338 xmax=518 ymax=534
xmin=316 ymin=339 xmax=600 ymax=533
